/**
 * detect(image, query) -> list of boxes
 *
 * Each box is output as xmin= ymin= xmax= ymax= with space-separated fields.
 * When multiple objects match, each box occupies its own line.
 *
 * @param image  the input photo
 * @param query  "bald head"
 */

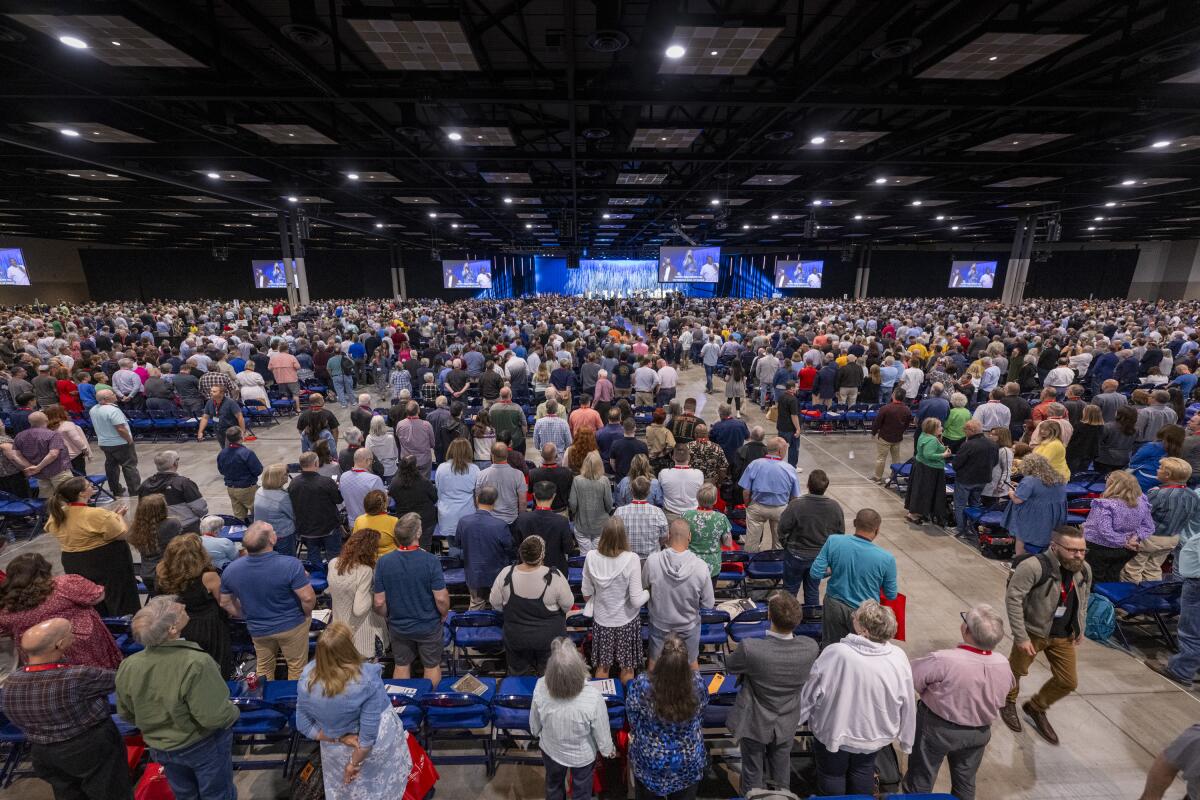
xmin=771 ymin=436 xmax=789 ymax=457
xmin=27 ymin=411 xmax=47 ymax=429
xmin=96 ymin=388 xmax=117 ymax=404
xmin=667 ymin=518 xmax=692 ymax=549
xmin=242 ymin=521 xmax=276 ymax=553
xmin=21 ymin=617 xmax=73 ymax=662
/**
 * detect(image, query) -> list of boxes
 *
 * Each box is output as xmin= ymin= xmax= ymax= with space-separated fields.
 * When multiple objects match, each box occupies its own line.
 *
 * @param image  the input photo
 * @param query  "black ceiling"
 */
xmin=0 ymin=0 xmax=1199 ymax=254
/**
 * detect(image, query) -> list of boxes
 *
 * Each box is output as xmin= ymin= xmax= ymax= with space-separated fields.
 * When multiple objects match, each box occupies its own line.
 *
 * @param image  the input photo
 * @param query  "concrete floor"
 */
xmin=0 ymin=363 xmax=1191 ymax=799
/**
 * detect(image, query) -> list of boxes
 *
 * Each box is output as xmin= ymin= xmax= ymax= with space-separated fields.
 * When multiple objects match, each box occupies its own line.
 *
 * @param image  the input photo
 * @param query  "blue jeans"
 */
xmin=150 ymin=727 xmax=236 ymax=800
xmin=302 ymin=530 xmax=342 ymax=567
xmin=759 ymin=381 xmax=772 ymax=407
xmin=780 ymin=432 xmax=799 ymax=467
xmin=332 ymin=374 xmax=353 ymax=406
xmin=704 ymin=364 xmax=716 ymax=391
xmin=273 ymin=534 xmax=297 ymax=557
xmin=1168 ymin=578 xmax=1200 ymax=683
xmin=953 ymin=482 xmax=985 ymax=537
xmin=783 ymin=550 xmax=820 ymax=608
xmin=814 ymin=737 xmax=878 ymax=796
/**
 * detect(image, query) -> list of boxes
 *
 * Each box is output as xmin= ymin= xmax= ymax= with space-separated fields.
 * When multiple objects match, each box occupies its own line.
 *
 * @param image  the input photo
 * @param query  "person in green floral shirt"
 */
xmin=681 ymin=483 xmax=733 ymax=577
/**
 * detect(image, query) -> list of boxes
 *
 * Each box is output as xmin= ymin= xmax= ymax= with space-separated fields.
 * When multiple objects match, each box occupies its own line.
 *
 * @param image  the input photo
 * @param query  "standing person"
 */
xmin=583 ymin=518 xmax=650 ymax=683
xmin=268 ymin=343 xmax=302 ymax=414
xmin=388 ymin=456 xmax=439 ymax=551
xmin=778 ymin=469 xmax=846 ymax=608
xmin=1082 ymin=470 xmax=1154 ymax=582
xmin=1130 ymin=458 xmax=1200 ymax=582
xmin=44 ymin=403 xmax=89 ymax=475
xmin=612 ymin=475 xmax=669 ymax=560
xmin=476 ymin=441 xmax=527 ymax=525
xmin=658 ymin=444 xmax=704 ymax=522
xmin=529 ymin=638 xmax=617 ymax=800
xmin=982 ymin=427 xmax=1015 ymax=507
xmin=609 ymin=418 xmax=649 ymax=479
xmin=116 ymin=596 xmax=240 ymax=800
xmin=1003 ymin=454 xmax=1068 ymax=556
xmin=327 ymin=529 xmax=387 ymax=660
xmin=295 ymin=622 xmax=413 ymax=799
xmin=799 ymin=599 xmax=916 ymax=797
xmin=642 ymin=519 xmax=714 ymax=670
xmin=709 ymin=403 xmax=749 ymax=463
xmin=810 ymin=508 xmax=899 ymax=647
xmin=394 ymin=400 xmax=436 ymax=479
xmin=835 ymin=354 xmax=864 ymax=405
xmin=901 ymin=604 xmax=1014 ymax=800
xmin=435 ymin=438 xmax=481 ymax=544
xmin=490 ymin=535 xmax=573 ymax=675
xmin=287 ymin=450 xmax=344 ymax=566
xmin=568 ymin=451 xmax=614 ymax=554
xmin=45 ymin=477 xmax=139 ymax=617
xmin=128 ymin=494 xmax=181 ymax=596
xmin=12 ymin=411 xmax=73 ymax=496
xmin=725 ymin=591 xmax=819 ymax=793
xmin=905 ymin=418 xmax=951 ymax=526
xmin=1137 ymin=722 xmax=1200 ymax=800
xmin=529 ymin=443 xmax=573 ymax=514
xmin=1065 ymin=404 xmax=1104 ymax=475
xmin=1096 ymin=404 xmax=1138 ymax=474
xmin=373 ymin=513 xmax=449 ymax=684
xmin=219 ymin=522 xmax=316 ymax=681
xmin=156 ymin=534 xmax=232 ymax=678
xmin=1001 ymin=526 xmax=1092 ymax=745
xmin=679 ymin=483 xmax=731 ymax=578
xmin=737 ymin=436 xmax=801 ymax=552
xmin=723 ymin=359 xmax=746 ymax=417
xmin=952 ymin=420 xmax=1000 ymax=538
xmin=196 ymin=385 xmax=245 ymax=449
xmin=774 ymin=381 xmax=801 ymax=468
xmin=871 ymin=387 xmax=913 ymax=484
xmin=340 ymin=447 xmax=386 ymax=524
xmin=1 ymin=618 xmax=132 ymax=800
xmin=366 ymin=415 xmax=399 ymax=481
xmin=626 ymin=634 xmax=709 ymax=800
xmin=214 ymin=426 xmax=261 ymax=521
xmin=513 ymin=480 xmax=575 ymax=575
xmin=254 ymin=463 xmax=296 ymax=555
xmin=88 ymin=389 xmax=140 ymax=496
xmin=457 ymin=485 xmax=517 ymax=610
xmin=139 ymin=451 xmax=209 ymax=533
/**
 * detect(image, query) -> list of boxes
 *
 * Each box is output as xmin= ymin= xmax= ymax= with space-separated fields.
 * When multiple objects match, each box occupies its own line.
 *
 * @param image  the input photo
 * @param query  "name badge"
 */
xmin=1053 ymin=604 xmax=1068 ymax=619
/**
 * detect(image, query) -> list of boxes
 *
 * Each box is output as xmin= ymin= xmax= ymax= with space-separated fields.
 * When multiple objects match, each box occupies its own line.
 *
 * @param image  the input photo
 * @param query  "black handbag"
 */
xmin=290 ymin=753 xmax=325 ymax=800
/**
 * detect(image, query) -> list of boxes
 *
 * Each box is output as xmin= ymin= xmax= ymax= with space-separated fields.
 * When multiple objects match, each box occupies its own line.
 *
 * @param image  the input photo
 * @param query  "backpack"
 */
xmin=1085 ymin=593 xmax=1117 ymax=642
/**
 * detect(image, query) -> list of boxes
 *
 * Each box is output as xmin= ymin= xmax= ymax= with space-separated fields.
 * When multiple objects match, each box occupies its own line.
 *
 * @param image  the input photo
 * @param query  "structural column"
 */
xmin=288 ymin=210 xmax=310 ymax=307
xmin=854 ymin=245 xmax=872 ymax=299
xmin=276 ymin=213 xmax=299 ymax=310
xmin=1001 ymin=214 xmax=1034 ymax=305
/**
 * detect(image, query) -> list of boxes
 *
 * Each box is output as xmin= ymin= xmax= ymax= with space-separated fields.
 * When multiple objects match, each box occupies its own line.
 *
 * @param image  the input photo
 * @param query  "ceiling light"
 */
xmin=770 ymin=214 xmax=780 ymax=220
xmin=810 ymin=136 xmax=826 ymax=145
xmin=1087 ymin=226 xmax=1096 ymax=231
xmin=59 ymin=128 xmax=79 ymax=137
xmin=66 ymin=173 xmax=79 ymax=177
xmin=1152 ymin=140 xmax=1172 ymax=148
xmin=58 ymin=35 xmax=88 ymax=49
xmin=710 ymin=198 xmax=720 ymax=206
xmin=874 ymin=177 xmax=887 ymax=184
xmin=812 ymin=199 xmax=823 ymax=206
xmin=428 ymin=212 xmax=438 ymax=218
xmin=709 ymin=50 xmax=718 ymax=56
xmin=987 ymin=56 xmax=998 ymax=61
xmin=665 ymin=45 xmax=686 ymax=59
xmin=911 ymin=199 xmax=923 ymax=206
xmin=205 ymin=172 xmax=220 ymax=179
xmin=503 ymin=196 xmax=513 ymax=204
xmin=347 ymin=173 xmax=359 ymax=180
xmin=853 ymin=214 xmax=863 ymax=220
xmin=1094 ymin=216 xmax=1104 ymax=221
xmin=286 ymin=196 xmax=298 ymax=202
xmin=374 ymin=222 xmax=384 ymax=228
xmin=1104 ymin=201 xmax=1116 ymax=207
xmin=935 ymin=215 xmax=945 ymax=221
xmin=110 ymin=41 xmax=121 ymax=46
xmin=742 ymin=224 xmax=750 ymax=230
xmin=450 ymin=223 xmax=459 ymax=229
xmin=447 ymin=131 xmax=463 ymax=141
xmin=951 ymin=225 xmax=960 ymax=230
xmin=525 ymin=223 xmax=533 ymax=229
xmin=1121 ymin=179 xmax=1137 ymax=186
xmin=602 ymin=213 xmax=611 ymax=219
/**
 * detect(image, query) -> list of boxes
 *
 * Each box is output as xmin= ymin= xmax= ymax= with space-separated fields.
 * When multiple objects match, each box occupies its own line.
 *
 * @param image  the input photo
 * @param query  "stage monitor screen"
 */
xmin=0 ymin=248 xmax=30 ymax=286
xmin=443 ymin=259 xmax=493 ymax=289
xmin=658 ymin=246 xmax=720 ymax=283
xmin=775 ymin=259 xmax=824 ymax=289
xmin=948 ymin=260 xmax=997 ymax=289
xmin=251 ymin=259 xmax=290 ymax=289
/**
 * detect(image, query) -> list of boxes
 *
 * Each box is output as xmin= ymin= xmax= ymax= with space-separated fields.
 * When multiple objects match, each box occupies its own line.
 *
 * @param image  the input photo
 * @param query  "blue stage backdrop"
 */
xmin=533 ymin=256 xmax=717 ymax=297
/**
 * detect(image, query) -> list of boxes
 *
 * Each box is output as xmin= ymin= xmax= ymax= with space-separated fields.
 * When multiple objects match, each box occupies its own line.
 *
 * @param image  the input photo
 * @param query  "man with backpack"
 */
xmin=1001 ymin=526 xmax=1092 ymax=745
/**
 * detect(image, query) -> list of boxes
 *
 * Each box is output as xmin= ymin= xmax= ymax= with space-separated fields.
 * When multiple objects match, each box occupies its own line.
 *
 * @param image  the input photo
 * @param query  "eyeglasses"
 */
xmin=960 ymin=611 xmax=968 ymax=624
xmin=1053 ymin=543 xmax=1088 ymax=556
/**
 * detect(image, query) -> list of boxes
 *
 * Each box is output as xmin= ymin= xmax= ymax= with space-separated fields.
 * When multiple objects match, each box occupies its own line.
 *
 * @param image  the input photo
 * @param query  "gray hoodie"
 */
xmin=643 ymin=547 xmax=714 ymax=632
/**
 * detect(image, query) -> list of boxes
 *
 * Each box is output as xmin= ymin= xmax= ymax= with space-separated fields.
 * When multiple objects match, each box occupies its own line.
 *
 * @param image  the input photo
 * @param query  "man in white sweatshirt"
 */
xmin=643 ymin=519 xmax=714 ymax=669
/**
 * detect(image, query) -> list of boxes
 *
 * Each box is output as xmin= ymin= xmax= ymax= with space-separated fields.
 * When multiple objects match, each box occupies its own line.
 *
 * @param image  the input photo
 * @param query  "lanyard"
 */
xmin=397 ymin=544 xmax=420 ymax=552
xmin=956 ymin=645 xmax=992 ymax=656
xmin=765 ymin=455 xmax=781 ymax=461
xmin=1162 ymin=484 xmax=1186 ymax=489
xmin=23 ymin=663 xmax=70 ymax=672
xmin=697 ymin=506 xmax=713 ymax=511
xmin=68 ymin=502 xmax=87 ymax=507
xmin=631 ymin=500 xmax=648 ymax=505
xmin=1060 ymin=578 xmax=1074 ymax=605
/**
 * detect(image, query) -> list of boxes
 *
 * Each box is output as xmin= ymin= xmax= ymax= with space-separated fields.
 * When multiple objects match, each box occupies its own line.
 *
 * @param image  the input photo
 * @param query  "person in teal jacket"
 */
xmin=906 ymin=418 xmax=952 ymax=526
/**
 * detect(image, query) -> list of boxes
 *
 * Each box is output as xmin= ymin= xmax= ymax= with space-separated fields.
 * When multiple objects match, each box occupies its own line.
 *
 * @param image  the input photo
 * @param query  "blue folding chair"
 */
xmin=0 ymin=491 xmax=46 ymax=539
xmin=420 ymin=676 xmax=495 ymax=769
xmin=727 ymin=604 xmax=770 ymax=644
xmin=226 ymin=679 xmax=298 ymax=772
xmin=0 ymin=690 xmax=28 ymax=788
xmin=383 ymin=678 xmax=432 ymax=736
xmin=717 ymin=551 xmax=749 ymax=598
xmin=490 ymin=675 xmax=540 ymax=774
xmin=746 ymin=549 xmax=785 ymax=590
xmin=1093 ymin=581 xmax=1183 ymax=650
xmin=700 ymin=608 xmax=731 ymax=666
xmin=447 ymin=610 xmax=504 ymax=675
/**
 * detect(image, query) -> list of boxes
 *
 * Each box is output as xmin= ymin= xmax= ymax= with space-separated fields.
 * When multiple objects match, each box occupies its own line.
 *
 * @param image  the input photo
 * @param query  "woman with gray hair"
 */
xmin=902 ymin=604 xmax=1013 ymax=800
xmin=799 ymin=599 xmax=916 ymax=797
xmin=529 ymin=638 xmax=616 ymax=800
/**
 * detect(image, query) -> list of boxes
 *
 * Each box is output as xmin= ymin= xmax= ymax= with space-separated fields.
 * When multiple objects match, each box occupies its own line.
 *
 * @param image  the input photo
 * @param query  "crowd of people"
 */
xmin=1 ymin=293 xmax=1200 ymax=799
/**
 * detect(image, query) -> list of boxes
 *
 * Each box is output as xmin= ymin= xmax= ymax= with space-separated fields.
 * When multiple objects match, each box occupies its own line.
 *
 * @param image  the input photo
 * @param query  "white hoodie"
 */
xmin=581 ymin=550 xmax=649 ymax=628
xmin=798 ymin=634 xmax=916 ymax=755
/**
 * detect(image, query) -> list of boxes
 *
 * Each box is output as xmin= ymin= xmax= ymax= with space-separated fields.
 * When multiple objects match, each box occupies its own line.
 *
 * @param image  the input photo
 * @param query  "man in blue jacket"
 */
xmin=456 ymin=485 xmax=516 ymax=611
xmin=913 ymin=382 xmax=950 ymax=455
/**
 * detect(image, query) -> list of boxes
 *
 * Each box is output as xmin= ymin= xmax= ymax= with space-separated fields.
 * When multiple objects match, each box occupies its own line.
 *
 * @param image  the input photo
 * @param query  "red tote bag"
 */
xmin=881 ymin=591 xmax=906 ymax=641
xmin=134 ymin=764 xmax=175 ymax=800
xmin=403 ymin=735 xmax=440 ymax=800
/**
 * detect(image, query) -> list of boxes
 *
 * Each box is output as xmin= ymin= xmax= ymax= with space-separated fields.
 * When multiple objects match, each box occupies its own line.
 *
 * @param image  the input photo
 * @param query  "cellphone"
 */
xmin=707 ymin=673 xmax=725 ymax=694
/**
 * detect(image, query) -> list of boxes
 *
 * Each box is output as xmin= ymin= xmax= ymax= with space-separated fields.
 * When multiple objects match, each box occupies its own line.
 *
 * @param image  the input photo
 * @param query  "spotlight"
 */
xmin=770 ymin=214 xmax=780 ymax=220
xmin=1087 ymin=226 xmax=1097 ymax=231
xmin=1104 ymin=201 xmax=1116 ymax=207
xmin=450 ymin=223 xmax=459 ymax=228
xmin=525 ymin=223 xmax=533 ymax=229
xmin=447 ymin=132 xmax=463 ymax=141
xmin=874 ymin=177 xmax=887 ymax=185
xmin=347 ymin=173 xmax=359 ymax=180
xmin=935 ymin=215 xmax=945 ymax=221
xmin=58 ymin=35 xmax=88 ymax=49
xmin=602 ymin=213 xmax=611 ymax=219
xmin=742 ymin=224 xmax=750 ymax=230
xmin=1094 ymin=216 xmax=1104 ymax=221
xmin=110 ymin=41 xmax=121 ymax=46
xmin=665 ymin=45 xmax=685 ymax=59
xmin=812 ymin=199 xmax=823 ymax=206
xmin=951 ymin=225 xmax=960 ymax=231
xmin=809 ymin=136 xmax=826 ymax=145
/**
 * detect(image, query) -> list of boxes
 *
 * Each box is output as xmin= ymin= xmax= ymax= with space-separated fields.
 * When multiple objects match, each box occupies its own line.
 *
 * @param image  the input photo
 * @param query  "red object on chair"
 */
xmin=593 ymin=728 xmax=629 ymax=796
xmin=125 ymin=734 xmax=147 ymax=776
xmin=134 ymin=764 xmax=175 ymax=800
xmin=881 ymin=591 xmax=906 ymax=641
xmin=403 ymin=735 xmax=440 ymax=800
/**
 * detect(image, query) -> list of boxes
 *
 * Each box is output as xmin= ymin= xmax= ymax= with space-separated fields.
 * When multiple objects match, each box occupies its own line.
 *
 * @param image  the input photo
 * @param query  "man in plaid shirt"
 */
xmin=389 ymin=365 xmax=412 ymax=402
xmin=533 ymin=399 xmax=573 ymax=454
xmin=613 ymin=476 xmax=669 ymax=560
xmin=2 ymin=617 xmax=132 ymax=798
xmin=419 ymin=372 xmax=440 ymax=406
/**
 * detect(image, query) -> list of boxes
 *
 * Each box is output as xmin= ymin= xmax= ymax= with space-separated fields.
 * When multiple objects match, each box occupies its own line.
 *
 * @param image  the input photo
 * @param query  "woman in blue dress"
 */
xmin=626 ymin=633 xmax=708 ymax=800
xmin=1003 ymin=453 xmax=1067 ymax=556
xmin=435 ymin=438 xmax=480 ymax=544
xmin=296 ymin=622 xmax=411 ymax=799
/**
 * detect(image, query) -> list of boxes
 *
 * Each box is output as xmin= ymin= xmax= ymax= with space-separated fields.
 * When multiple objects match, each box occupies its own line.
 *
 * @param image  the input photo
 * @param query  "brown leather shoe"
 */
xmin=999 ymin=701 xmax=1021 ymax=732
xmin=1022 ymin=701 xmax=1059 ymax=745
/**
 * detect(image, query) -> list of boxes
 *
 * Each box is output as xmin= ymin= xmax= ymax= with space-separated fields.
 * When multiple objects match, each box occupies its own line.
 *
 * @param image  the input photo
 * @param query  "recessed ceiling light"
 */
xmin=205 ymin=172 xmax=220 ymax=179
xmin=286 ymin=196 xmax=298 ymax=202
xmin=347 ymin=173 xmax=359 ymax=180
xmin=447 ymin=131 xmax=463 ymax=141
xmin=428 ymin=212 xmax=438 ymax=218
xmin=59 ymin=128 xmax=79 ymax=137
xmin=110 ymin=41 xmax=121 ymax=46
xmin=709 ymin=50 xmax=718 ymax=56
xmin=812 ymin=199 xmax=823 ymax=206
xmin=503 ymin=196 xmax=513 ymax=204
xmin=525 ymin=223 xmax=533 ymax=229
xmin=450 ymin=223 xmax=459 ymax=228
xmin=911 ymin=199 xmax=923 ymax=206
xmin=374 ymin=222 xmax=384 ymax=228
xmin=665 ymin=45 xmax=686 ymax=59
xmin=810 ymin=135 xmax=826 ymax=145
xmin=1104 ymin=201 xmax=1116 ymax=207
xmin=58 ymin=35 xmax=88 ymax=49
xmin=1087 ymin=226 xmax=1096 ymax=230
xmin=742 ymin=224 xmax=750 ymax=230
xmin=853 ymin=214 xmax=863 ymax=220
xmin=770 ymin=214 xmax=779 ymax=220
xmin=1121 ymin=179 xmax=1137 ymax=186
xmin=1152 ymin=140 xmax=1172 ymax=148
xmin=602 ymin=213 xmax=611 ymax=219
xmin=710 ymin=198 xmax=720 ymax=205
xmin=987 ymin=56 xmax=998 ymax=61
xmin=874 ymin=177 xmax=887 ymax=184
xmin=1094 ymin=216 xmax=1104 ymax=221
xmin=951 ymin=225 xmax=960 ymax=230
xmin=935 ymin=215 xmax=945 ymax=221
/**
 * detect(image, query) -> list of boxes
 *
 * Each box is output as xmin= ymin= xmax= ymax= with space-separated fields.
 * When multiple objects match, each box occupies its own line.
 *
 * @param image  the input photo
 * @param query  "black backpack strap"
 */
xmin=1030 ymin=552 xmax=1054 ymax=593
